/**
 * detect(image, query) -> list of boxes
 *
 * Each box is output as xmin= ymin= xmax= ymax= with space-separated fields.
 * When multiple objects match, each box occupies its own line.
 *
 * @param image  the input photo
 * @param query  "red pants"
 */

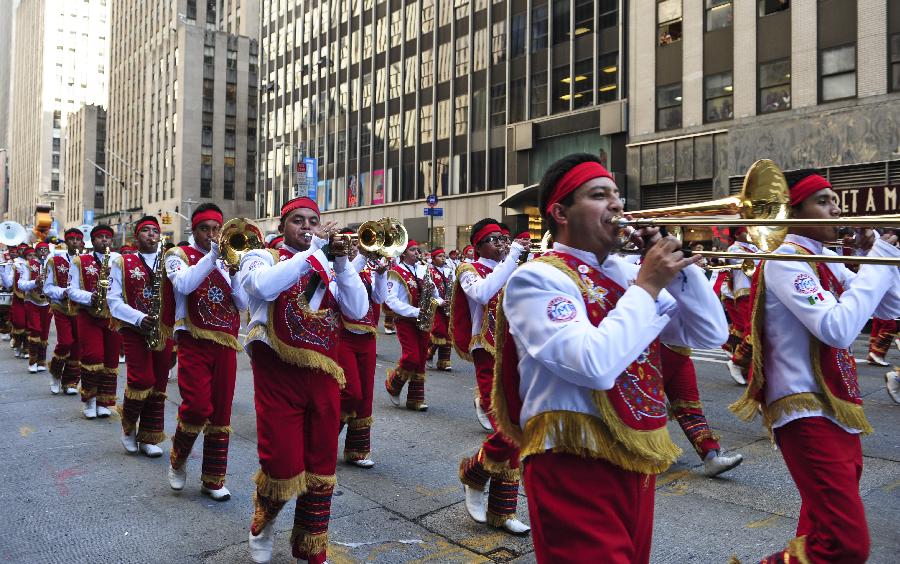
xmin=25 ymin=302 xmax=51 ymax=366
xmin=724 ymin=295 xmax=752 ymax=372
xmin=249 ymin=341 xmax=338 ymax=564
xmin=50 ymin=311 xmax=81 ymax=388
xmin=473 ymin=349 xmax=519 ymax=464
xmin=660 ymin=346 xmax=720 ymax=458
xmin=337 ymin=329 xmax=376 ymax=461
xmin=77 ymin=311 xmax=122 ymax=405
xmin=385 ymin=318 xmax=430 ymax=409
xmin=770 ymin=417 xmax=869 ymax=563
xmin=10 ymin=296 xmax=25 ymax=333
xmin=119 ymin=329 xmax=171 ymax=444
xmin=868 ymin=317 xmax=897 ymax=356
xmin=474 ymin=347 xmax=495 ymax=412
xmin=427 ymin=309 xmax=452 ymax=370
xmin=170 ymin=332 xmax=238 ymax=489
xmin=524 ymin=452 xmax=656 ymax=564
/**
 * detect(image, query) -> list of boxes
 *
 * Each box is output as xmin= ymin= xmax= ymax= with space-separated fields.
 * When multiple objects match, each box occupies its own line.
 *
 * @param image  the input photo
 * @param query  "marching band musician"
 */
xmin=165 ymin=204 xmax=248 ymax=501
xmin=426 ymin=247 xmax=453 ymax=371
xmin=452 ymin=218 xmax=531 ymax=535
xmin=866 ymin=317 xmax=896 ymax=366
xmin=730 ymin=170 xmax=900 ymax=564
xmin=10 ymin=243 xmax=30 ymax=357
xmin=337 ymin=228 xmax=389 ymax=468
xmin=492 ymin=154 xmax=727 ymax=562
xmin=384 ymin=240 xmax=437 ymax=411
xmin=19 ymin=243 xmax=51 ymax=373
xmin=42 ymin=228 xmax=85 ymax=395
xmin=240 ymin=196 xmax=367 ymax=564
xmin=106 ymin=216 xmax=173 ymax=458
xmin=68 ymin=225 xmax=122 ymax=420
xmin=0 ymin=249 xmax=13 ymax=341
xmin=723 ymin=227 xmax=759 ymax=385
xmin=462 ymin=245 xmax=475 ymax=263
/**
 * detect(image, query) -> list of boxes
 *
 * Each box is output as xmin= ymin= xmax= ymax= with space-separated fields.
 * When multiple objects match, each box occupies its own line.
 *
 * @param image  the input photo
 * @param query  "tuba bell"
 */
xmin=343 ymin=217 xmax=409 ymax=260
xmin=0 ymin=221 xmax=27 ymax=248
xmin=219 ymin=218 xmax=264 ymax=269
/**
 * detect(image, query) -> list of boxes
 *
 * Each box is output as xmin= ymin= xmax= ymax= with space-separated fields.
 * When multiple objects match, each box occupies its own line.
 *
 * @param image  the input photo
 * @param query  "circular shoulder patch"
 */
xmin=546 ymin=296 xmax=578 ymax=323
xmin=793 ymin=273 xmax=818 ymax=295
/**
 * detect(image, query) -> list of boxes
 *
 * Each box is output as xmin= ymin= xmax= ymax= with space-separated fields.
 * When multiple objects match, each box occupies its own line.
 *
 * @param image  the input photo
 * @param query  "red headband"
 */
xmin=134 ymin=219 xmax=160 ymax=236
xmin=35 ymin=242 xmax=49 ymax=250
xmin=789 ymin=174 xmax=831 ymax=206
xmin=472 ymin=224 xmax=502 ymax=246
xmin=65 ymin=230 xmax=84 ymax=240
xmin=463 ymin=245 xmax=474 ymax=254
xmin=405 ymin=239 xmax=419 ymax=251
xmin=430 ymin=248 xmax=445 ymax=257
xmin=267 ymin=235 xmax=284 ymax=249
xmin=23 ymin=247 xmax=35 ymax=255
xmin=192 ymin=209 xmax=223 ymax=229
xmin=281 ymin=196 xmax=320 ymax=218
xmin=545 ymin=161 xmax=614 ymax=213
xmin=92 ymin=227 xmax=114 ymax=238
xmin=514 ymin=231 xmax=531 ymax=240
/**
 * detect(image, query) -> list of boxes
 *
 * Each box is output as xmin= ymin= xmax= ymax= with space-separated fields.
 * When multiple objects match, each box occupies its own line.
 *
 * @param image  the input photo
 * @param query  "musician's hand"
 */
xmin=330 ymin=236 xmax=349 ymax=257
xmin=228 ymin=265 xmax=239 ymax=277
xmin=139 ymin=315 xmax=156 ymax=333
xmin=636 ymin=236 xmax=700 ymax=299
xmin=89 ymin=293 xmax=101 ymax=308
xmin=312 ymin=221 xmax=338 ymax=241
xmin=857 ymin=229 xmax=876 ymax=251
xmin=372 ymin=259 xmax=389 ymax=274
xmin=513 ymin=236 xmax=531 ymax=249
xmin=880 ymin=230 xmax=899 ymax=247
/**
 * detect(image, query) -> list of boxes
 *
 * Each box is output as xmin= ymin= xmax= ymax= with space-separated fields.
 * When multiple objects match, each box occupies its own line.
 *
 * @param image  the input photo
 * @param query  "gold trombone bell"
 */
xmin=339 ymin=217 xmax=409 ymax=259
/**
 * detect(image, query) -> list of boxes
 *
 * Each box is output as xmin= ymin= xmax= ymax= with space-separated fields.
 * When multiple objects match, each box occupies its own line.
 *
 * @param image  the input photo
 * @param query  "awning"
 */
xmin=499 ymin=183 xmax=540 ymax=211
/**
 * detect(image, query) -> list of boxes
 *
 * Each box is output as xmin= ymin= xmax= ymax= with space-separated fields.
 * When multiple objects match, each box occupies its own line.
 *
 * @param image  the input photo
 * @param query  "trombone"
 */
xmin=332 ymin=217 xmax=409 ymax=261
xmin=611 ymin=159 xmax=900 ymax=269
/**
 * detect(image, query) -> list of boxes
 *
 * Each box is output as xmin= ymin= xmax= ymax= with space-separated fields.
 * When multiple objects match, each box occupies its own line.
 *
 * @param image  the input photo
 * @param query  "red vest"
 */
xmin=341 ymin=267 xmax=381 ymax=334
xmin=50 ymin=255 xmax=74 ymax=315
xmin=450 ymin=261 xmax=499 ymax=360
xmin=388 ymin=263 xmax=421 ymax=307
xmin=27 ymin=258 xmax=49 ymax=305
xmin=12 ymin=260 xmax=24 ymax=299
xmin=492 ymin=251 xmax=679 ymax=475
xmin=170 ymin=246 xmax=241 ymax=350
xmin=258 ymin=248 xmax=344 ymax=386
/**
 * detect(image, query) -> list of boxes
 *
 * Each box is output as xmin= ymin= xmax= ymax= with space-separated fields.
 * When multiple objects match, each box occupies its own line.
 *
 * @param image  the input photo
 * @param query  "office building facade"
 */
xmin=62 ymin=105 xmax=106 ymax=229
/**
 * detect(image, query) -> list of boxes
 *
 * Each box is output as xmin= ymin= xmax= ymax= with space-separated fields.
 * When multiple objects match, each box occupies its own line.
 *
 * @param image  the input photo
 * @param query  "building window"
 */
xmin=531 ymin=68 xmax=548 ymax=118
xmin=531 ymin=4 xmax=549 ymax=52
xmin=510 ymin=12 xmax=526 ymax=57
xmin=552 ymin=65 xmax=569 ymax=114
xmin=490 ymin=83 xmax=506 ymax=126
xmin=658 ymin=0 xmax=682 ymax=45
xmin=705 ymin=1 xmax=733 ymax=31
xmin=890 ymin=32 xmax=900 ymax=92
xmin=597 ymin=0 xmax=618 ymax=30
xmin=758 ymin=0 xmax=790 ymax=17
xmin=573 ymin=58 xmax=594 ymax=109
xmin=598 ymin=53 xmax=618 ymax=102
xmin=206 ymin=0 xmax=216 ymax=23
xmin=201 ymin=165 xmax=212 ymax=198
xmin=491 ymin=21 xmax=506 ymax=65
xmin=553 ymin=1 xmax=570 ymax=44
xmin=456 ymin=36 xmax=469 ymax=77
xmin=759 ymin=59 xmax=791 ymax=113
xmin=455 ymin=94 xmax=468 ymax=136
xmin=509 ymin=78 xmax=526 ymax=122
xmin=820 ymin=44 xmax=856 ymax=102
xmin=420 ymin=104 xmax=433 ymax=143
xmin=704 ymin=71 xmax=733 ymax=122
xmin=657 ymin=83 xmax=682 ymax=130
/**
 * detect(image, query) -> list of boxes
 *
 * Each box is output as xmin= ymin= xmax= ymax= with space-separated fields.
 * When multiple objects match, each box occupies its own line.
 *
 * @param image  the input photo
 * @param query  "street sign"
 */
xmin=83 ymin=210 xmax=94 ymax=224
xmin=423 ymin=207 xmax=443 ymax=217
xmin=426 ymin=194 xmax=438 ymax=207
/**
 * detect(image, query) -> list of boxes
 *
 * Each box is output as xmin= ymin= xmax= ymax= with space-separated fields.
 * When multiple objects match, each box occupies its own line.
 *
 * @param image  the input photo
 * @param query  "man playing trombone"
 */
xmin=165 ymin=204 xmax=248 ymax=501
xmin=731 ymin=170 xmax=900 ymax=564
xmin=240 ymin=196 xmax=367 ymax=564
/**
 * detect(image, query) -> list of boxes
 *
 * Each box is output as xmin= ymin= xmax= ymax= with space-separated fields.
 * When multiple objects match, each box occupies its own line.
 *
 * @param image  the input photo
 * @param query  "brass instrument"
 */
xmin=220 ymin=218 xmax=264 ymax=269
xmin=612 ymin=159 xmax=900 ymax=268
xmin=334 ymin=217 xmax=409 ymax=260
xmin=145 ymin=241 xmax=166 ymax=351
xmin=416 ymin=257 xmax=438 ymax=332
xmin=90 ymin=247 xmax=111 ymax=316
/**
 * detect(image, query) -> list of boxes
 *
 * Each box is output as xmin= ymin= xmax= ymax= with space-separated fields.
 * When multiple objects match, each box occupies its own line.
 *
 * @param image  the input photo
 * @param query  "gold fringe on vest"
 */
xmin=342 ymin=321 xmax=377 ymax=335
xmin=490 ymin=301 xmax=525 ymax=446
xmin=264 ymin=303 xmax=346 ymax=388
xmin=177 ymin=319 xmax=241 ymax=351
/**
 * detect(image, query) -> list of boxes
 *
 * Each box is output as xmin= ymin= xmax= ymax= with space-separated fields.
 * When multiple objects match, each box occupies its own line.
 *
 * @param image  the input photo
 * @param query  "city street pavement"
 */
xmin=1 ymin=327 xmax=898 ymax=564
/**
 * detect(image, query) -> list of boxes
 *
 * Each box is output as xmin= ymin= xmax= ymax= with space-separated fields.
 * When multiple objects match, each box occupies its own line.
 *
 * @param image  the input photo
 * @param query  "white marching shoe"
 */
xmin=36 ymin=364 xmax=46 ymax=372
xmin=885 ymin=371 xmax=900 ymax=404
xmin=121 ymin=431 xmax=139 ymax=453
xmin=497 ymin=517 xmax=531 ymax=536
xmin=119 ymin=354 xmax=125 ymax=364
xmin=703 ymin=450 xmax=744 ymax=477
xmin=386 ymin=387 xmax=401 ymax=407
xmin=65 ymin=386 xmax=78 ymax=395
xmin=139 ymin=443 xmax=163 ymax=458
xmin=167 ymin=464 xmax=187 ymax=490
xmin=96 ymin=405 xmax=112 ymax=418
xmin=463 ymin=484 xmax=487 ymax=523
xmin=82 ymin=397 xmax=97 ymax=419
xmin=726 ymin=360 xmax=747 ymax=385
xmin=249 ymin=522 xmax=276 ymax=563
xmin=474 ymin=398 xmax=493 ymax=431
xmin=350 ymin=458 xmax=375 ymax=469
xmin=1 ymin=333 xmax=9 ymax=341
xmin=383 ymin=327 xmax=395 ymax=335
xmin=201 ymin=485 xmax=231 ymax=501
xmin=867 ymin=352 xmax=890 ymax=367
xmin=50 ymin=376 xmax=61 ymax=395
xmin=28 ymin=363 xmax=38 ymax=373
xmin=895 ymin=338 xmax=900 ymax=353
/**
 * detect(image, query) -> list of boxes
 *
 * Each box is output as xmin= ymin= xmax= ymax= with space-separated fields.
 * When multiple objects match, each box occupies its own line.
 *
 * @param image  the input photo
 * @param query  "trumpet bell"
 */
xmin=220 ymin=218 xmax=264 ymax=268
xmin=379 ymin=218 xmax=408 ymax=258
xmin=0 ymin=221 xmax=27 ymax=247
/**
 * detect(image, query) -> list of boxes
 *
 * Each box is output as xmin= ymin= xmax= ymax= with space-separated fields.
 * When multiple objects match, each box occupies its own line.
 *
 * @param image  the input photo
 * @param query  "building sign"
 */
xmin=371 ymin=169 xmax=385 ymax=205
xmin=834 ymin=184 xmax=900 ymax=216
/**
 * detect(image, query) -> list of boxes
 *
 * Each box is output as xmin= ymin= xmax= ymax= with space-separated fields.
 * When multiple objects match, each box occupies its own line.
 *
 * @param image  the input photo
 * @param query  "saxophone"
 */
xmin=415 ymin=262 xmax=437 ymax=331
xmin=90 ymin=247 xmax=111 ymax=316
xmin=144 ymin=242 xmax=165 ymax=350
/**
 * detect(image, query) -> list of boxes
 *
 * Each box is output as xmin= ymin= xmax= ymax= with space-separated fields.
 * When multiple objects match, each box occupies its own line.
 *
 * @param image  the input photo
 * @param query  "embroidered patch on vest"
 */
xmin=793 ymin=273 xmax=818 ymax=295
xmin=546 ymin=296 xmax=577 ymax=322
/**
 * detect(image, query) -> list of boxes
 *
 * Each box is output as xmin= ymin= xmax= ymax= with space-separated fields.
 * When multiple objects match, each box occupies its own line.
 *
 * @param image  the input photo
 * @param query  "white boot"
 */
xmin=350 ymin=458 xmax=375 ymax=469
xmin=96 ymin=405 xmax=112 ymax=418
xmin=726 ymin=360 xmax=747 ymax=385
xmin=36 ymin=364 xmax=46 ymax=372
xmin=121 ymin=431 xmax=138 ymax=453
xmin=82 ymin=397 xmax=97 ymax=419
xmin=249 ymin=523 xmax=275 ymax=563
xmin=28 ymin=363 xmax=38 ymax=373
xmin=386 ymin=387 xmax=401 ymax=407
xmin=50 ymin=376 xmax=61 ymax=395
xmin=167 ymin=464 xmax=187 ymax=490
xmin=497 ymin=517 xmax=531 ymax=535
xmin=463 ymin=484 xmax=487 ymax=523
xmin=867 ymin=352 xmax=890 ymax=367
xmin=1 ymin=333 xmax=9 ymax=341
xmin=65 ymin=386 xmax=78 ymax=395
xmin=119 ymin=354 xmax=125 ymax=364
xmin=139 ymin=443 xmax=163 ymax=458
xmin=474 ymin=397 xmax=493 ymax=432
xmin=895 ymin=338 xmax=900 ymax=353
xmin=703 ymin=450 xmax=744 ymax=477
xmin=885 ymin=371 xmax=900 ymax=404
xmin=201 ymin=485 xmax=231 ymax=501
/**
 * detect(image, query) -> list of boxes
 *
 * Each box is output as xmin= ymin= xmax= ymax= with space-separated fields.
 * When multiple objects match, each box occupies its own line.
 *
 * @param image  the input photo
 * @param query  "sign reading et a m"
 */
xmin=834 ymin=184 xmax=899 ymax=216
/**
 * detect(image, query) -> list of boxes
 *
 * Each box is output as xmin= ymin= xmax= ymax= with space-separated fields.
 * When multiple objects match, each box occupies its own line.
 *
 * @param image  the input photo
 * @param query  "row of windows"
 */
xmin=658 ymin=0 xmax=789 ymax=45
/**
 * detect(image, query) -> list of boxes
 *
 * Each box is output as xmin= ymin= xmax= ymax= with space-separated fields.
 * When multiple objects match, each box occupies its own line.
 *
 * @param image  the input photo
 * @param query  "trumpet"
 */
xmin=219 ymin=218 xmax=264 ymax=269
xmin=610 ymin=159 xmax=900 ymax=268
xmin=331 ymin=218 xmax=409 ymax=260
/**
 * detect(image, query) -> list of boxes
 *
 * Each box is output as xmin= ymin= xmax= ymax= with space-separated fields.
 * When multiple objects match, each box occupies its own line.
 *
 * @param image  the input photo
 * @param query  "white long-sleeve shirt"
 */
xmin=459 ymin=243 xmax=526 ymax=350
xmin=504 ymin=242 xmax=728 ymax=430
xmin=239 ymin=238 xmax=368 ymax=353
xmin=762 ymin=234 xmax=900 ymax=432
xmin=68 ymin=251 xmax=121 ymax=307
xmin=384 ymin=261 xmax=446 ymax=318
xmin=165 ymin=242 xmax=248 ymax=334
xmin=343 ymin=253 xmax=388 ymax=334
xmin=1 ymin=261 xmax=14 ymax=289
xmin=107 ymin=251 xmax=160 ymax=328
xmin=726 ymin=241 xmax=760 ymax=296
xmin=43 ymin=252 xmax=76 ymax=305
xmin=18 ymin=258 xmax=48 ymax=306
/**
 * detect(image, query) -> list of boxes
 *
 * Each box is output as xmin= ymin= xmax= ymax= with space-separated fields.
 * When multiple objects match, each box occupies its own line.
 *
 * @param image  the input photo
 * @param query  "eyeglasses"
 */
xmin=480 ymin=235 xmax=503 ymax=245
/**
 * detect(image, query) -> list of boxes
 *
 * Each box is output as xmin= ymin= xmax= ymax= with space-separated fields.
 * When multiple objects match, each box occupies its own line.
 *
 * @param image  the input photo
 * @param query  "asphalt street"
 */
xmin=1 ymin=326 xmax=898 ymax=564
